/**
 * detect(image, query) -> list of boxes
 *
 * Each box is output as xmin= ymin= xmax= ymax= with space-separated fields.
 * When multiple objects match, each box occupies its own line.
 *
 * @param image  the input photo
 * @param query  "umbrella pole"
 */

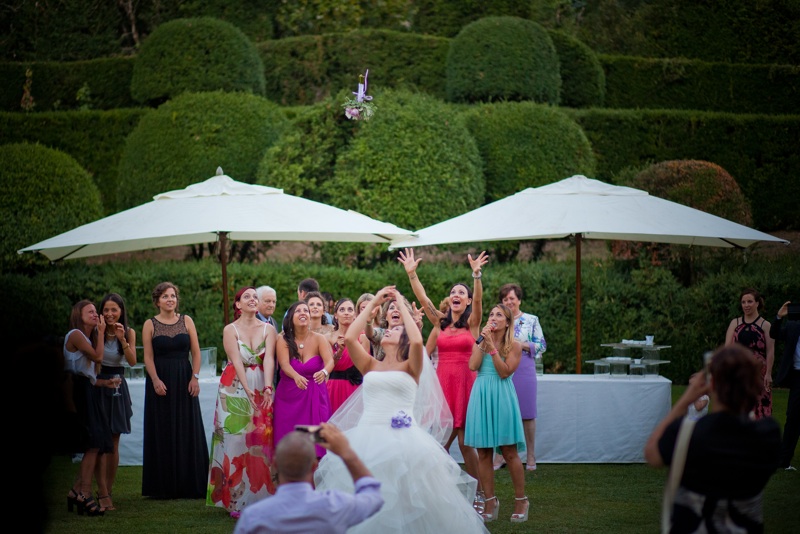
xmin=220 ymin=232 xmax=230 ymax=325
xmin=576 ymin=234 xmax=582 ymax=373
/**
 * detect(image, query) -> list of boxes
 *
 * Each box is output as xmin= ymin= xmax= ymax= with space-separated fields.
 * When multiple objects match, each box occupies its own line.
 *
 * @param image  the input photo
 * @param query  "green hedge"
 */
xmin=0 ymin=58 xmax=137 ymax=112
xmin=5 ymin=254 xmax=797 ymax=385
xmin=569 ymin=108 xmax=800 ymax=230
xmin=548 ymin=30 xmax=605 ymax=109
xmin=258 ymin=29 xmax=451 ymax=105
xmin=601 ymin=55 xmax=800 ymax=115
xmin=0 ymin=108 xmax=147 ymax=212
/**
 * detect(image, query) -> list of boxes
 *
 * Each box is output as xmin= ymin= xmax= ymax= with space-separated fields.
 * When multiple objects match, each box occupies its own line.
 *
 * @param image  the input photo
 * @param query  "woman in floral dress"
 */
xmin=207 ymin=287 xmax=278 ymax=517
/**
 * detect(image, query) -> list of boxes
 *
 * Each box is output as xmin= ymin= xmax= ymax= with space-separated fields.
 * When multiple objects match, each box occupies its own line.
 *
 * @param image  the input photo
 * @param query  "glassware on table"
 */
xmin=112 ymin=374 xmax=122 ymax=396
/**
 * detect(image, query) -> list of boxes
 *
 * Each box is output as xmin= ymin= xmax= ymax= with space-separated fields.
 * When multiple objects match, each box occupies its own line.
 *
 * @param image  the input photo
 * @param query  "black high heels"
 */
xmin=76 ymin=492 xmax=105 ymax=516
xmin=67 ymin=488 xmax=80 ymax=513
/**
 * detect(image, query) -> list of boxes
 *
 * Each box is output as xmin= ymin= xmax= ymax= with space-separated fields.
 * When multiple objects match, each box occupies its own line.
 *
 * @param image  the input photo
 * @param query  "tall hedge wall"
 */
xmin=4 ymin=254 xmax=797 ymax=385
xmin=569 ymin=109 xmax=800 ymax=230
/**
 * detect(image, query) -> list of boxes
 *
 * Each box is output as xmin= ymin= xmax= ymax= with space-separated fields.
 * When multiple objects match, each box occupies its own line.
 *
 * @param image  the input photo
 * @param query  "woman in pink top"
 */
xmin=399 ymin=247 xmax=488 ymax=509
xmin=326 ymin=297 xmax=370 ymax=413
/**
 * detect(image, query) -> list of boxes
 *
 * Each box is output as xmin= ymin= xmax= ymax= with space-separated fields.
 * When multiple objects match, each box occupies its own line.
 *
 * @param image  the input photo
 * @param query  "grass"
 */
xmin=42 ymin=388 xmax=798 ymax=534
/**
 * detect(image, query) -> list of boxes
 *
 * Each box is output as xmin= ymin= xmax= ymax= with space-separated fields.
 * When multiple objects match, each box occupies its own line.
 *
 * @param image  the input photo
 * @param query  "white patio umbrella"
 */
xmin=389 ymin=175 xmax=789 ymax=371
xmin=20 ymin=168 xmax=416 ymax=323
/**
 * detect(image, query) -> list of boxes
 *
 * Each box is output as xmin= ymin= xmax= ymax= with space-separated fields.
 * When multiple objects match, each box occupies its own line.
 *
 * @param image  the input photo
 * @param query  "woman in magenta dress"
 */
xmin=273 ymin=301 xmax=334 ymax=457
xmin=399 ymin=247 xmax=489 ymax=508
xmin=326 ymin=297 xmax=370 ymax=413
xmin=725 ymin=287 xmax=775 ymax=419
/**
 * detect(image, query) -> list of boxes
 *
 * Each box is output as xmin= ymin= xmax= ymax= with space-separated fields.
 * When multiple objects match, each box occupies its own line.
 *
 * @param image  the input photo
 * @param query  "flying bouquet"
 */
xmin=343 ymin=69 xmax=376 ymax=121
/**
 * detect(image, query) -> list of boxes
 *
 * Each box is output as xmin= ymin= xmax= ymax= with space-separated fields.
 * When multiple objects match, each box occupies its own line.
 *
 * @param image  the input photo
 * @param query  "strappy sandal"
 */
xmin=97 ymin=494 xmax=116 ymax=511
xmin=481 ymin=496 xmax=499 ymax=522
xmin=67 ymin=488 xmax=80 ymax=513
xmin=77 ymin=493 xmax=105 ymax=516
xmin=473 ymin=490 xmax=486 ymax=514
xmin=510 ymin=496 xmax=529 ymax=523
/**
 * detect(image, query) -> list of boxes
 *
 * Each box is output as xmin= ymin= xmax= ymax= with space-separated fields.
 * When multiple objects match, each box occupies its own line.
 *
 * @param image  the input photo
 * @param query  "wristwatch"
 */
xmin=193 ymin=373 xmax=200 ymax=379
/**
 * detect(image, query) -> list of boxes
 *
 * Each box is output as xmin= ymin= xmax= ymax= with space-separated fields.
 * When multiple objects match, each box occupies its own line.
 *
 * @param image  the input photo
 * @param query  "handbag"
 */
xmin=661 ymin=416 xmax=697 ymax=534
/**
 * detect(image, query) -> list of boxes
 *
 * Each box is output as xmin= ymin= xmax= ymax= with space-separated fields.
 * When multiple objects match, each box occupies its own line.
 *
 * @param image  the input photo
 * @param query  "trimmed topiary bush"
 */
xmin=117 ymin=91 xmax=288 ymax=209
xmin=131 ymin=17 xmax=266 ymax=106
xmin=331 ymin=88 xmax=483 ymax=229
xmin=446 ymin=16 xmax=561 ymax=104
xmin=0 ymin=142 xmax=103 ymax=271
xmin=461 ymin=102 xmax=596 ymax=202
xmin=547 ymin=30 xmax=605 ymax=108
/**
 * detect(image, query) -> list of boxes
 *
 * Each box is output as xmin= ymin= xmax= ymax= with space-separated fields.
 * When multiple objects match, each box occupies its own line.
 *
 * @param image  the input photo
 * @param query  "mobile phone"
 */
xmin=703 ymin=351 xmax=714 ymax=382
xmin=788 ymin=303 xmax=800 ymax=321
xmin=294 ymin=424 xmax=325 ymax=443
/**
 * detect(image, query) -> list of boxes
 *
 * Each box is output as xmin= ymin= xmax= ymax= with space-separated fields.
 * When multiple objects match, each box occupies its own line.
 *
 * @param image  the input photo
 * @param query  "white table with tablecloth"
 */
xmin=119 ymin=377 xmax=219 ymax=466
xmin=121 ymin=373 xmax=671 ymax=465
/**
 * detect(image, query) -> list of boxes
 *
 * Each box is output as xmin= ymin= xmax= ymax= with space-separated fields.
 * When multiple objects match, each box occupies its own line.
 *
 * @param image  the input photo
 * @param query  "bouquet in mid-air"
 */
xmin=343 ymin=69 xmax=376 ymax=121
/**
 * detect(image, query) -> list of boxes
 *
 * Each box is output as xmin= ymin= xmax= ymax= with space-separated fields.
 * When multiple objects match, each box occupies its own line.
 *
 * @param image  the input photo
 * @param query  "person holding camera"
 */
xmin=770 ymin=300 xmax=800 ymax=471
xmin=233 ymin=423 xmax=383 ymax=534
xmin=644 ymin=344 xmax=781 ymax=532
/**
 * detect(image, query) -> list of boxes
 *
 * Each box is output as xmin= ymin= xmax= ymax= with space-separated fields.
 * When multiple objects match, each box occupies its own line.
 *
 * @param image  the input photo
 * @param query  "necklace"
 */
xmin=296 ymin=330 xmax=310 ymax=349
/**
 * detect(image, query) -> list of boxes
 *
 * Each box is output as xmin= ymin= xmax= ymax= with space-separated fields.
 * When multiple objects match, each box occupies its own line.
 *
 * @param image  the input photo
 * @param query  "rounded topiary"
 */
xmin=0 ymin=142 xmax=103 ymax=271
xmin=547 ymin=30 xmax=605 ymax=108
xmin=118 ymin=91 xmax=288 ymax=209
xmin=331 ymin=88 xmax=484 ymax=230
xmin=446 ymin=16 xmax=561 ymax=104
xmin=631 ymin=160 xmax=753 ymax=225
xmin=461 ymin=102 xmax=596 ymax=202
xmin=131 ymin=17 xmax=266 ymax=105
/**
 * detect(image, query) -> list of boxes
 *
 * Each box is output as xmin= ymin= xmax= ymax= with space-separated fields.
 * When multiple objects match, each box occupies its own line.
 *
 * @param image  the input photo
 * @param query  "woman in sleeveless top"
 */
xmin=399 ymin=247 xmax=489 ymax=509
xmin=725 ymin=287 xmax=775 ymax=419
xmin=95 ymin=293 xmax=136 ymax=511
xmin=208 ymin=286 xmax=278 ymax=517
xmin=326 ymin=297 xmax=370 ymax=413
xmin=465 ymin=304 xmax=528 ymax=523
xmin=64 ymin=299 xmax=120 ymax=517
xmin=142 ymin=282 xmax=209 ymax=498
xmin=273 ymin=301 xmax=334 ymax=458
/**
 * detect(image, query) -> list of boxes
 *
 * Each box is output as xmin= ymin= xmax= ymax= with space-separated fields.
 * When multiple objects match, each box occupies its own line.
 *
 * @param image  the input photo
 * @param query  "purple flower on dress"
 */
xmin=391 ymin=410 xmax=412 ymax=428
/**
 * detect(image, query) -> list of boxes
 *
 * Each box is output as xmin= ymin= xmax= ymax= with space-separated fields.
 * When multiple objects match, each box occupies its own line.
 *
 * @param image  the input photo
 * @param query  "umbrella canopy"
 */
xmin=20 ymin=168 xmax=416 ymax=323
xmin=390 ymin=175 xmax=789 ymax=370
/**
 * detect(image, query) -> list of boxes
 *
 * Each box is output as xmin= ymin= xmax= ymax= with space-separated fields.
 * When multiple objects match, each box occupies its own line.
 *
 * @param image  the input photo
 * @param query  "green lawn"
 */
xmin=43 ymin=388 xmax=797 ymax=533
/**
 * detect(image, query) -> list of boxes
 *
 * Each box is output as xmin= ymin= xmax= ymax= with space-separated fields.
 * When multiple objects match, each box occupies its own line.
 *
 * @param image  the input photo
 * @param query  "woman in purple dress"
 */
xmin=273 ymin=301 xmax=334 ymax=458
xmin=494 ymin=284 xmax=546 ymax=471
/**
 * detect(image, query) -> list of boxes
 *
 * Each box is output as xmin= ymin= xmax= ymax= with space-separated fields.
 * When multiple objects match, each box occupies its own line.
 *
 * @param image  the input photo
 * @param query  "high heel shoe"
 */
xmin=481 ymin=496 xmax=499 ymax=522
xmin=76 ymin=493 xmax=105 ymax=517
xmin=472 ymin=490 xmax=486 ymax=514
xmin=510 ymin=496 xmax=529 ymax=523
xmin=67 ymin=488 xmax=79 ymax=513
xmin=97 ymin=494 xmax=116 ymax=511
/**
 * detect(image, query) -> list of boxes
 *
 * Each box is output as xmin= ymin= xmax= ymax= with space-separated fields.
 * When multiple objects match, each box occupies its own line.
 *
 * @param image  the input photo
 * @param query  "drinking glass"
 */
xmin=112 ymin=374 xmax=122 ymax=396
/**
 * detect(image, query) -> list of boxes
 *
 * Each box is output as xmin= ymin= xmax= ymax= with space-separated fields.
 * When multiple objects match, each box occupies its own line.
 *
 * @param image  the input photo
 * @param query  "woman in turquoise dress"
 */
xmin=207 ymin=287 xmax=278 ymax=517
xmin=465 ymin=304 xmax=528 ymax=523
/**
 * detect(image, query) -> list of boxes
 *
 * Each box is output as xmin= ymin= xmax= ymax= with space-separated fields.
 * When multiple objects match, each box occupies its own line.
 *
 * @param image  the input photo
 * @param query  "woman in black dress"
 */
xmin=142 ymin=282 xmax=208 ymax=498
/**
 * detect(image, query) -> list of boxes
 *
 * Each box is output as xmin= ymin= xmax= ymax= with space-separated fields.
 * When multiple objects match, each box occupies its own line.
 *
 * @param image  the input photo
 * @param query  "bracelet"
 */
xmin=489 ymin=349 xmax=498 ymax=356
xmin=472 ymin=271 xmax=482 ymax=279
xmin=321 ymin=369 xmax=329 ymax=377
xmin=264 ymin=385 xmax=273 ymax=392
xmin=409 ymin=273 xmax=418 ymax=280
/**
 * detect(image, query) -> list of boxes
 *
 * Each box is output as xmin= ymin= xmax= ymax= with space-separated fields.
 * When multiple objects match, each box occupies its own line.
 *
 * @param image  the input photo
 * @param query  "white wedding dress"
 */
xmin=315 ymin=371 xmax=488 ymax=533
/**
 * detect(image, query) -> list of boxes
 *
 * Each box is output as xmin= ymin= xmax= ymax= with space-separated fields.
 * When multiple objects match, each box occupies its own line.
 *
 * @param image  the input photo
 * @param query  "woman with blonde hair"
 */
xmin=465 ymin=304 xmax=528 ymax=523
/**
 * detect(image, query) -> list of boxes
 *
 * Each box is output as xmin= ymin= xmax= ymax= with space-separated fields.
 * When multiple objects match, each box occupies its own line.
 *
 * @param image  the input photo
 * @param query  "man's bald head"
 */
xmin=275 ymin=431 xmax=317 ymax=482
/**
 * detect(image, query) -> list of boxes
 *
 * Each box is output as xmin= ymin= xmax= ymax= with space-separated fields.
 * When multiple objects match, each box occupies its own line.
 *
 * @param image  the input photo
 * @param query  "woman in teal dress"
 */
xmin=465 ymin=304 xmax=528 ymax=524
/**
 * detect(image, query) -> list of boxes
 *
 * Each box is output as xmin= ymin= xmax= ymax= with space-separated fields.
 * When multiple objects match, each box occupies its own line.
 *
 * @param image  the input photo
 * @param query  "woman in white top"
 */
xmin=64 ymin=299 xmax=121 ymax=516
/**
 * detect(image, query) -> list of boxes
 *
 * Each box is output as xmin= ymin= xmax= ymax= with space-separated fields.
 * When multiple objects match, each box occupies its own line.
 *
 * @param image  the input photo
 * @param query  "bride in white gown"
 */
xmin=314 ymin=286 xmax=488 ymax=533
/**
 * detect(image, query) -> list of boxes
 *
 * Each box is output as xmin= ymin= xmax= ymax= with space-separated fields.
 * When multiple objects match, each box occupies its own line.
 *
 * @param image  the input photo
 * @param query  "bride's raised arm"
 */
xmin=392 ymin=288 xmax=423 ymax=381
xmin=346 ymin=286 xmax=393 ymax=375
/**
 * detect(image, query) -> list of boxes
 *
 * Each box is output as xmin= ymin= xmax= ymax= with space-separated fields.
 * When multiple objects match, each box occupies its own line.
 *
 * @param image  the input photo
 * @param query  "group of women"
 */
xmin=62 ymin=248 xmax=550 ymax=528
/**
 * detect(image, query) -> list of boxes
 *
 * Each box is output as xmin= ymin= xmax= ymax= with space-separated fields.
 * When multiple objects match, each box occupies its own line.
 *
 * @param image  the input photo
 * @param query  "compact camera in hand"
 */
xmin=295 ymin=424 xmax=326 ymax=443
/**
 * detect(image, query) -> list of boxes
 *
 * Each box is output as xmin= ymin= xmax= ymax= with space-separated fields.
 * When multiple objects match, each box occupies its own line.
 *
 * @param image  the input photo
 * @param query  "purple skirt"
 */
xmin=511 ymin=353 xmax=537 ymax=419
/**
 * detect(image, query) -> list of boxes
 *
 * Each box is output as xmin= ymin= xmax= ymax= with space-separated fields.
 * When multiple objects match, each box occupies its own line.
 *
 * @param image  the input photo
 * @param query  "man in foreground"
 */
xmin=233 ymin=423 xmax=383 ymax=534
